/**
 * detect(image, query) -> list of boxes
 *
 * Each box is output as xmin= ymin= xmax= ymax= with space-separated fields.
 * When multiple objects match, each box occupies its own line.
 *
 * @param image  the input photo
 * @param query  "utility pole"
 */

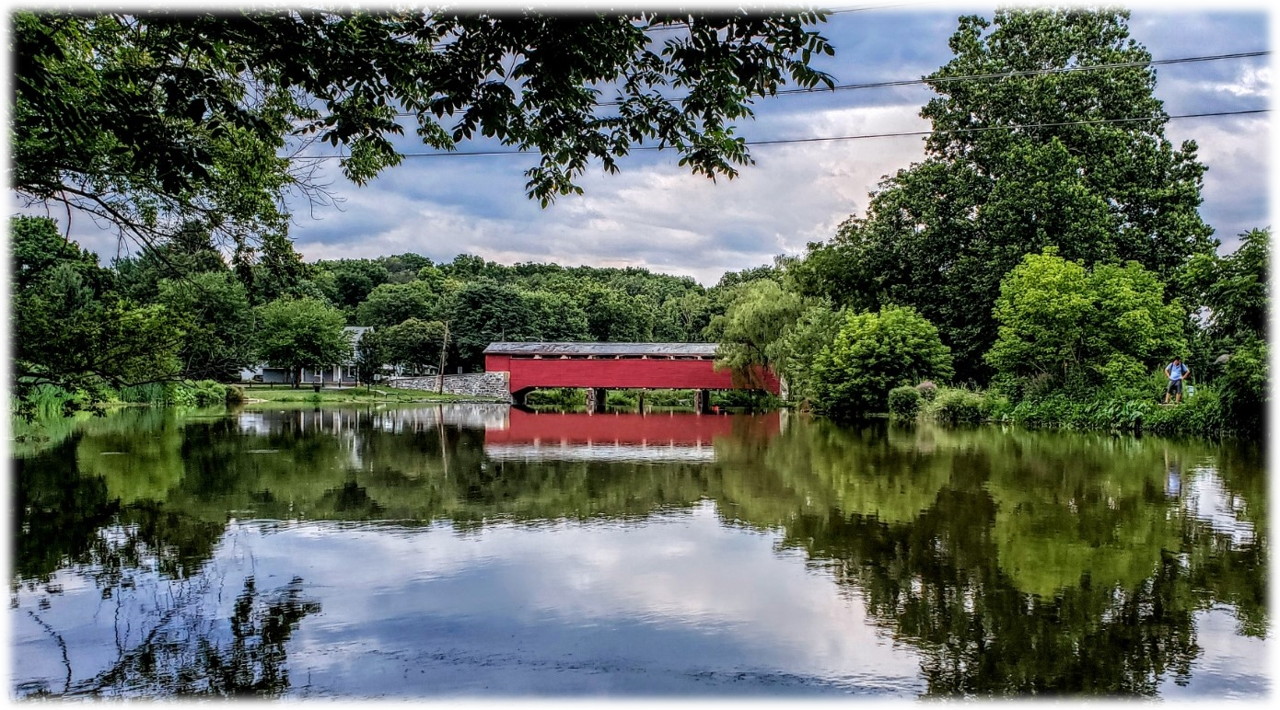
xmin=438 ymin=321 xmax=449 ymax=394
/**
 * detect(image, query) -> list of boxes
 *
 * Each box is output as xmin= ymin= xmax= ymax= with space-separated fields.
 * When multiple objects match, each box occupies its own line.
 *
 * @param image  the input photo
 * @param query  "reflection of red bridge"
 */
xmin=486 ymin=409 xmax=781 ymax=445
xmin=483 ymin=342 xmax=781 ymax=411
xmin=484 ymin=409 xmax=781 ymax=462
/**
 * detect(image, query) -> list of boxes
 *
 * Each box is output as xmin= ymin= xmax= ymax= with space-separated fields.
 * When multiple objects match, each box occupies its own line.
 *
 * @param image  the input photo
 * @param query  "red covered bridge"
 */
xmin=483 ymin=342 xmax=781 ymax=411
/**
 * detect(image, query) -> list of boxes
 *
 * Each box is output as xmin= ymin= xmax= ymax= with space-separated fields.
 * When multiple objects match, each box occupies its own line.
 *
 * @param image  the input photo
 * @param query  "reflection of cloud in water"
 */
xmin=1185 ymin=466 xmax=1256 ymax=546
xmin=1159 ymin=608 xmax=1269 ymax=699
xmin=227 ymin=504 xmax=924 ymax=696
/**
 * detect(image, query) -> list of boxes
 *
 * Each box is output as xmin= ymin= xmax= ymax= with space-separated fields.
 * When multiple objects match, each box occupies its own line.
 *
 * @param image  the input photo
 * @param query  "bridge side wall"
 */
xmin=484 ymin=355 xmax=780 ymax=394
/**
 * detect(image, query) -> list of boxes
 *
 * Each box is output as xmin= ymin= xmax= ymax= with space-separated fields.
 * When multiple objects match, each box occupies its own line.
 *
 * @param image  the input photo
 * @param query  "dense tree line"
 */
xmin=10 ymin=213 xmax=767 ymax=413
xmin=711 ymin=8 xmax=1267 ymax=436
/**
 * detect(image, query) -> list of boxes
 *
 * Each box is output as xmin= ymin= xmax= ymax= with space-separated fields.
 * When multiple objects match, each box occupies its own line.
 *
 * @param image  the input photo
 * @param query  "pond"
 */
xmin=8 ymin=404 xmax=1268 ymax=698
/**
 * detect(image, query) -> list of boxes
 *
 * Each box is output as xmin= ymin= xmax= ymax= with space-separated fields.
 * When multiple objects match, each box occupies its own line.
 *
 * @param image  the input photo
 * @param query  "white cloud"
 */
xmin=289 ymin=103 xmax=930 ymax=285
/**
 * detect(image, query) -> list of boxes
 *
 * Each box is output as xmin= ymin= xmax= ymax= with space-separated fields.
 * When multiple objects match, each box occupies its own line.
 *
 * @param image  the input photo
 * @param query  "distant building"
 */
xmin=241 ymin=326 xmax=371 ymax=386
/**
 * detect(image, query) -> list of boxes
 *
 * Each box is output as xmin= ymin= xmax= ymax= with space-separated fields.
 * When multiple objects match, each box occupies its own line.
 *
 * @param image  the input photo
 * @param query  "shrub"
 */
xmin=993 ymin=384 xmax=1235 ymax=437
xmin=915 ymin=380 xmax=938 ymax=401
xmin=712 ymin=389 xmax=783 ymax=410
xmin=606 ymin=390 xmax=639 ymax=408
xmin=1217 ymin=338 xmax=1267 ymax=435
xmin=17 ymin=383 xmax=85 ymax=418
xmin=812 ymin=305 xmax=953 ymax=420
xmin=643 ymin=389 xmax=693 ymax=407
xmin=119 ymin=382 xmax=169 ymax=404
xmin=190 ymin=380 xmax=228 ymax=407
xmin=888 ymin=386 xmax=923 ymax=420
xmin=1146 ymin=386 xmax=1227 ymax=436
xmin=225 ymin=385 xmax=247 ymax=405
xmin=926 ymin=387 xmax=988 ymax=424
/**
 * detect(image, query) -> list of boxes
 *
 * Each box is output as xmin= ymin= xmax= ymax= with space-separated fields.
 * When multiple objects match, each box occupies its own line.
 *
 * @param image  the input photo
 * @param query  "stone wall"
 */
xmin=385 ymin=371 xmax=512 ymax=402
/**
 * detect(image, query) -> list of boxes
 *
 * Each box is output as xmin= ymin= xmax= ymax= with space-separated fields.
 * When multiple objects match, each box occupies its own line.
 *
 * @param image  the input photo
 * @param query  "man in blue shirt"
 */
xmin=1164 ymin=357 xmax=1190 ymax=405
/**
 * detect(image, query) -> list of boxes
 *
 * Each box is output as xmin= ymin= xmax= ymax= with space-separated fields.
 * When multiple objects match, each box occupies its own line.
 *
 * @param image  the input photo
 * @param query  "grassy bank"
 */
xmin=11 ymin=381 xmax=506 ymax=422
xmin=886 ymin=383 xmax=1252 ymax=438
xmin=239 ymin=385 xmax=505 ymax=405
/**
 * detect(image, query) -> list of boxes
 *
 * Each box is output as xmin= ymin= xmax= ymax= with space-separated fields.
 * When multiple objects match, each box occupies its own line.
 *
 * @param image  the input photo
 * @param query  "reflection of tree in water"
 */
xmin=13 ymin=437 xmax=121 ymax=581
xmin=782 ymin=500 xmax=1200 ymax=696
xmin=24 ymin=575 xmax=320 ymax=698
xmin=721 ymin=424 xmax=1269 ymax=706
xmin=14 ymin=436 xmax=225 ymax=584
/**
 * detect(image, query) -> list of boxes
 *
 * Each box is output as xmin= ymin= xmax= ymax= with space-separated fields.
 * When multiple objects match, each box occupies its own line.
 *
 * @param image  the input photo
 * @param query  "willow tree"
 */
xmin=793 ymin=8 xmax=1214 ymax=382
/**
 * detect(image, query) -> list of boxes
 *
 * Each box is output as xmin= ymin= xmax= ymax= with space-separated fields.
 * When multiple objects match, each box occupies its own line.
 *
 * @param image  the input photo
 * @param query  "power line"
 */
xmin=826 ymin=3 xmax=936 ymax=15
xmin=597 ymin=51 xmax=1269 ymax=107
xmin=389 ymin=49 xmax=1268 ymax=116
xmin=292 ymin=108 xmax=1267 ymax=161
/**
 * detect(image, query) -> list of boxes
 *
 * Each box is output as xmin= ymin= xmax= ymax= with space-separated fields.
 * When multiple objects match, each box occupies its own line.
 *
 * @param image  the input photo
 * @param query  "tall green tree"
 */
xmin=655 ymin=290 xmax=713 ymax=342
xmin=1180 ymin=228 xmax=1270 ymax=433
xmin=156 ymin=271 xmax=256 ymax=381
xmin=315 ymin=259 xmax=392 ymax=313
xmin=986 ymin=248 xmax=1186 ymax=393
xmin=381 ymin=318 xmax=448 ymax=375
xmin=354 ymin=328 xmax=387 ymax=387
xmin=254 ymin=298 xmax=352 ymax=387
xmin=442 ymin=280 xmax=540 ymax=370
xmin=580 ymin=285 xmax=655 ymax=342
xmin=766 ymin=301 xmax=846 ymax=404
xmin=356 ymin=280 xmax=442 ymax=328
xmin=523 ymin=290 xmax=591 ymax=342
xmin=794 ymin=8 xmax=1213 ymax=382
xmin=1182 ymin=228 xmax=1269 ymax=349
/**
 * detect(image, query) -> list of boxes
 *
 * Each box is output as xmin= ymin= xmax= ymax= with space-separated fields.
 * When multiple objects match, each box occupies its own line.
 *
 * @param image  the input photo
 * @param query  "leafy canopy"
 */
xmin=708 ymin=279 xmax=803 ymax=388
xmin=765 ymin=301 xmax=846 ymax=403
xmin=357 ymin=280 xmax=444 ymax=328
xmin=156 ymin=271 xmax=257 ymax=381
xmin=381 ymin=318 xmax=448 ymax=375
xmin=13 ymin=9 xmax=834 ymax=252
xmin=1181 ymin=228 xmax=1270 ymax=347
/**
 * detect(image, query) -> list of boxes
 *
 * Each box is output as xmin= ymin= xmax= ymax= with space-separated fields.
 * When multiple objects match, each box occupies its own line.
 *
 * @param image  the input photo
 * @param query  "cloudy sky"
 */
xmin=31 ymin=2 xmax=1276 ymax=286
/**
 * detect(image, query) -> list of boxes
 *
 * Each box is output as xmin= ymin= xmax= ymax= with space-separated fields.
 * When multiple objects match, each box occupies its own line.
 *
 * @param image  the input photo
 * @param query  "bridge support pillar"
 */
xmin=694 ymin=389 xmax=712 ymax=414
xmin=587 ymin=387 xmax=607 ymax=413
xmin=638 ymin=390 xmax=645 ymax=413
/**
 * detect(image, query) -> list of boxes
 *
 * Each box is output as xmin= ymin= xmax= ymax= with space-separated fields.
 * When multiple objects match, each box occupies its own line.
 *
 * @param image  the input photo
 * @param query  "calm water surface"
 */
xmin=8 ymin=405 xmax=1269 ymax=698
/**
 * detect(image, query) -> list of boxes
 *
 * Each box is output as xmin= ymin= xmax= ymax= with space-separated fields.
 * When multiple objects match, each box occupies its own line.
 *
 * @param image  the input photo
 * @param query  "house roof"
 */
xmin=344 ymin=326 xmax=370 ymax=344
xmin=483 ymin=342 xmax=719 ymax=357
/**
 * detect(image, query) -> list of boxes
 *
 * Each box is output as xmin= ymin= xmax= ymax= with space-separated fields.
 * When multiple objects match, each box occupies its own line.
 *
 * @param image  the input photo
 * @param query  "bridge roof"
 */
xmin=484 ymin=342 xmax=718 ymax=357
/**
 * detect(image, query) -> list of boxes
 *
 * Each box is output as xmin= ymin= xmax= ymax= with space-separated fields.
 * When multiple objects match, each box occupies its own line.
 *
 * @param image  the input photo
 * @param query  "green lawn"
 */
xmin=239 ymin=385 xmax=502 ymax=405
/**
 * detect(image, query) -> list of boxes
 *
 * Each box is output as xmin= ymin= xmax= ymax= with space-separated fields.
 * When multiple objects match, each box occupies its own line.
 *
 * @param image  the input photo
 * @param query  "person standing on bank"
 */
xmin=1164 ymin=357 xmax=1190 ymax=405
